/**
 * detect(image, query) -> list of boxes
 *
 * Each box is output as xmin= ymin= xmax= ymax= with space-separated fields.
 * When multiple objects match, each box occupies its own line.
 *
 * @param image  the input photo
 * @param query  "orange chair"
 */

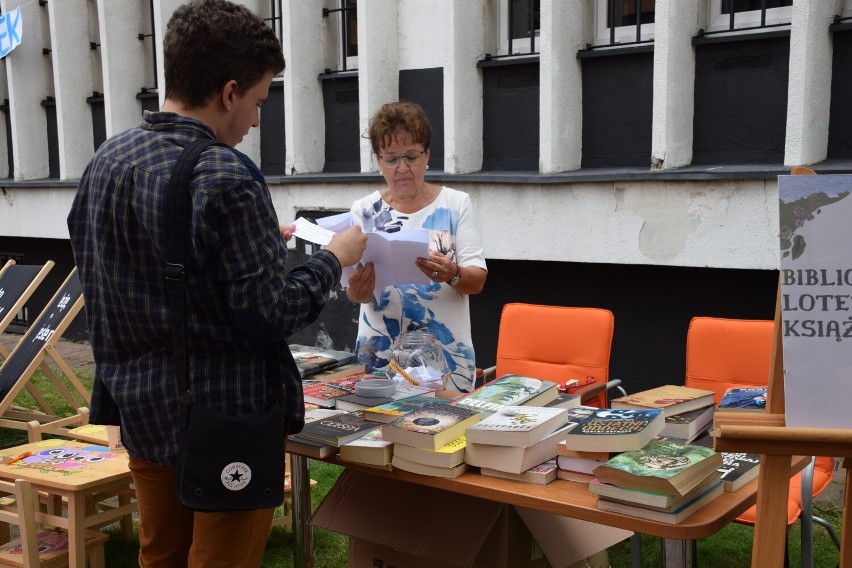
xmin=685 ymin=316 xmax=838 ymax=568
xmin=481 ymin=303 xmax=621 ymax=409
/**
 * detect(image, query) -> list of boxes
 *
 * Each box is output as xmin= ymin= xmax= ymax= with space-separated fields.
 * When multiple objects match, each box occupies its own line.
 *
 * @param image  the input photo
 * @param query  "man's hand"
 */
xmin=346 ymin=262 xmax=375 ymax=304
xmin=325 ymin=225 xmax=367 ymax=267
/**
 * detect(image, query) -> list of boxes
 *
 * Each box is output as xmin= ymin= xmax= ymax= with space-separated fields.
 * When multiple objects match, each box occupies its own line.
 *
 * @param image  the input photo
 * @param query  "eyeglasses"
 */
xmin=377 ymin=150 xmax=426 ymax=168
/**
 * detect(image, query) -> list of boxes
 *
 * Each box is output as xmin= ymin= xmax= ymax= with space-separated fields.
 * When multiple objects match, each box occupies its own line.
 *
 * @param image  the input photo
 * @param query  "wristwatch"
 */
xmin=448 ymin=264 xmax=461 ymax=287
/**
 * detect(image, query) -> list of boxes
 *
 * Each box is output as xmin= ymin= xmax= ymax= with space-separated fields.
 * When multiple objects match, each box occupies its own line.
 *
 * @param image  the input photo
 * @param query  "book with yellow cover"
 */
xmin=392 ymin=435 xmax=466 ymax=468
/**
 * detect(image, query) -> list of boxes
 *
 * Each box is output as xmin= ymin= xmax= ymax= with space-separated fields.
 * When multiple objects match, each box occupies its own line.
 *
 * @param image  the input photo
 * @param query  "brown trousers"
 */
xmin=129 ymin=455 xmax=275 ymax=568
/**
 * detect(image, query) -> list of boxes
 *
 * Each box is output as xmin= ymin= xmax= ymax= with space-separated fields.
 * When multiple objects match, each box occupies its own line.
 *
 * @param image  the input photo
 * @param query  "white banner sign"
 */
xmin=778 ymin=174 xmax=852 ymax=429
xmin=0 ymin=8 xmax=22 ymax=59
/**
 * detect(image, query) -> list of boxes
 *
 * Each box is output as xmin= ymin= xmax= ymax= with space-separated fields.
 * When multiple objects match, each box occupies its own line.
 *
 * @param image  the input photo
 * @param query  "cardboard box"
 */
xmin=310 ymin=469 xmax=550 ymax=568
xmin=309 ymin=469 xmax=633 ymax=568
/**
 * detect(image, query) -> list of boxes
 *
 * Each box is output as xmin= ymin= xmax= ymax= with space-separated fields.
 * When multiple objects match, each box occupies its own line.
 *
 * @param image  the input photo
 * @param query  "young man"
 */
xmin=67 ymin=1 xmax=366 ymax=566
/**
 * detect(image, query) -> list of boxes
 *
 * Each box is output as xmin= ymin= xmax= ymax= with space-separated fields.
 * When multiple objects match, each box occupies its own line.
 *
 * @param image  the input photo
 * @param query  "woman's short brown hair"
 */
xmin=367 ymin=101 xmax=432 ymax=154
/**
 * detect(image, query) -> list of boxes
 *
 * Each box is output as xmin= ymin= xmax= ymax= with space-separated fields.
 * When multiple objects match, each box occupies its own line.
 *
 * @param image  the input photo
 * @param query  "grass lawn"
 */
xmin=0 ymin=366 xmax=843 ymax=567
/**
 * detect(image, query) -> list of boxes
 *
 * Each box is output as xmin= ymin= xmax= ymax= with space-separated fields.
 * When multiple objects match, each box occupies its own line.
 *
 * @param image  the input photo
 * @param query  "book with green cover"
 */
xmin=592 ymin=439 xmax=723 ymax=496
xmin=595 ymin=481 xmax=724 ymax=524
xmin=451 ymin=374 xmax=559 ymax=417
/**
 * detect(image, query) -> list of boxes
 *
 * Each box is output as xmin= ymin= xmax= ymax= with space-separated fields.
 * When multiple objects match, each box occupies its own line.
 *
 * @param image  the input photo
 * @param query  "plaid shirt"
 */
xmin=68 ymin=112 xmax=340 ymax=464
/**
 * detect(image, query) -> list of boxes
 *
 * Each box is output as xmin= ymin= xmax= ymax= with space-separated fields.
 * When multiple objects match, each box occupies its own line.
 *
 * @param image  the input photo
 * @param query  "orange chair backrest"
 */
xmin=494 ymin=303 xmax=614 ymax=390
xmin=685 ymin=316 xmax=775 ymax=406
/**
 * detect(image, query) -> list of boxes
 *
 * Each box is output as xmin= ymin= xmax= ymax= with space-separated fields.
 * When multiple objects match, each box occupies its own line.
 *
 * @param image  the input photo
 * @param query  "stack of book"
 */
xmin=339 ymin=429 xmax=394 ymax=469
xmin=590 ymin=439 xmax=724 ymax=523
xmin=289 ymin=409 xmax=382 ymax=458
xmin=335 ymin=383 xmax=436 ymax=413
xmin=362 ymin=395 xmax=450 ymax=423
xmin=463 ymin=405 xmax=571 ymax=475
xmin=289 ymin=344 xmax=355 ymax=378
xmin=611 ymin=385 xmax=716 ymax=444
xmin=479 ymin=458 xmax=559 ymax=485
xmin=558 ymin=406 xmax=665 ymax=483
xmin=382 ymin=403 xmax=481 ymax=478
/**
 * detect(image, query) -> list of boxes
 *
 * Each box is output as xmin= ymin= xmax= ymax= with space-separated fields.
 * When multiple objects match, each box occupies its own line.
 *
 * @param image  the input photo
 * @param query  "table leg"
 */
xmin=68 ymin=491 xmax=87 ymax=568
xmin=660 ymin=538 xmax=696 ymax=568
xmin=291 ymin=454 xmax=312 ymax=568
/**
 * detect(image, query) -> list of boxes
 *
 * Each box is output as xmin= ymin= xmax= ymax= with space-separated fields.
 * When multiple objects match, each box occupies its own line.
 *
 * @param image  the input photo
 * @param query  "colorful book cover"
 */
xmin=363 ymin=395 xmax=450 ymax=423
xmin=561 ymin=406 xmax=665 ymax=453
xmin=452 ymin=374 xmax=558 ymax=417
xmin=717 ymin=387 xmax=768 ymax=411
xmin=593 ymin=439 xmax=723 ymax=496
xmin=611 ymin=385 xmax=715 ymax=417
xmin=382 ymin=403 xmax=481 ymax=450
xmin=301 ymin=382 xmax=352 ymax=408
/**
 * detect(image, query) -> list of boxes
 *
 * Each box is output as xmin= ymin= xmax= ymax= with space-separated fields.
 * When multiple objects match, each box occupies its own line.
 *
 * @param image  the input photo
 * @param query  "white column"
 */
xmin=48 ymin=0 xmax=95 ymax=179
xmin=357 ymin=0 xmax=399 ymax=172
xmin=2 ymin=0 xmax=50 ymax=180
xmin=784 ymin=0 xmax=838 ymax=167
xmin=281 ymin=1 xmax=325 ymax=174
xmin=539 ymin=0 xmax=584 ymax=173
xmin=651 ymin=0 xmax=700 ymax=170
xmin=443 ymin=0 xmax=484 ymax=174
xmin=152 ymin=0 xmax=183 ymax=111
xmin=97 ymin=0 xmax=149 ymax=137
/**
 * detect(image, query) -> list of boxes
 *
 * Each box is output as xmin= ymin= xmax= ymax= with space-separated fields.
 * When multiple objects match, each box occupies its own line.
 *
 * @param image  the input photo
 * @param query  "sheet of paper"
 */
xmin=316 ymin=212 xmax=355 ymax=233
xmin=292 ymin=217 xmax=335 ymax=246
xmin=339 ymin=230 xmax=431 ymax=300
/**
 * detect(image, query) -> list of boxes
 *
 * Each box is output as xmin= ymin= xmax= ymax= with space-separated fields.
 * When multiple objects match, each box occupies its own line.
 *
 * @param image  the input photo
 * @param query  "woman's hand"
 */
xmin=279 ymin=223 xmax=296 ymax=242
xmin=346 ymin=262 xmax=375 ymax=304
xmin=416 ymin=251 xmax=456 ymax=283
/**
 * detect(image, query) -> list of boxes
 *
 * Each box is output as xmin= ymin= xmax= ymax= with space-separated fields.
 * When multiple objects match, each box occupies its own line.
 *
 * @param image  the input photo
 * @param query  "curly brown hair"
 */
xmin=367 ymin=101 xmax=432 ymax=154
xmin=163 ymin=0 xmax=285 ymax=108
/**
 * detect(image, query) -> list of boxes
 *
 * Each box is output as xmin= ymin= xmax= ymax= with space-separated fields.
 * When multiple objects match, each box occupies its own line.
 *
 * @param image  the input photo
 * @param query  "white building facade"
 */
xmin=1 ymin=0 xmax=851 ymax=390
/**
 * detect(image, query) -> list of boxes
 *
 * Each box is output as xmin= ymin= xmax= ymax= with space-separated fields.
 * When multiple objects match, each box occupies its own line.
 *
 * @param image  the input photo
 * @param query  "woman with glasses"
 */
xmin=346 ymin=101 xmax=488 ymax=393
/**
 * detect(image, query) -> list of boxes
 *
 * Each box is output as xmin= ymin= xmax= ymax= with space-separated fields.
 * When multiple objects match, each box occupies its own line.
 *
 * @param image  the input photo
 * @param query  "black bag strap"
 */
xmin=164 ymin=138 xmax=218 ymax=402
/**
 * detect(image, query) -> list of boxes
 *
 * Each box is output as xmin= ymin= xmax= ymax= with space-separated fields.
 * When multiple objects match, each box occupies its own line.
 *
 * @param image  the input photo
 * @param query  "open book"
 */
xmin=298 ymin=213 xmax=431 ymax=300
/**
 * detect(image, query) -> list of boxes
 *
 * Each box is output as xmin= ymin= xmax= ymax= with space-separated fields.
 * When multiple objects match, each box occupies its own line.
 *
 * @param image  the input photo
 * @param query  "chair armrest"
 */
xmin=480 ymin=366 xmax=496 ymax=384
xmin=605 ymin=379 xmax=627 ymax=398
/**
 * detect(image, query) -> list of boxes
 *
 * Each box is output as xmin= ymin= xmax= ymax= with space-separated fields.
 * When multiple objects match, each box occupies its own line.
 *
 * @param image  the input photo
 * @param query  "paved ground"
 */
xmin=0 ymin=331 xmax=845 ymax=510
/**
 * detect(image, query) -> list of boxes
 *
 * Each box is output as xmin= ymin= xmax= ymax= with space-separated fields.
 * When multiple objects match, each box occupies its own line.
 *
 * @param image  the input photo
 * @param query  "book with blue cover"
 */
xmin=561 ymin=406 xmax=665 ymax=453
xmin=717 ymin=387 xmax=768 ymax=411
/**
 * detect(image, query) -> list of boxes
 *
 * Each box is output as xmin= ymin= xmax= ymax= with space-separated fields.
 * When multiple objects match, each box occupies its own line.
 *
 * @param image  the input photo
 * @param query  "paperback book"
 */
xmin=339 ymin=429 xmax=394 ymax=468
xmin=593 ymin=439 xmax=723 ymax=496
xmin=464 ymin=423 xmax=572 ymax=475
xmin=480 ymin=459 xmax=558 ymax=485
xmin=595 ymin=481 xmax=723 ymax=524
xmin=290 ymin=344 xmax=355 ymax=377
xmin=392 ymin=435 xmax=466 ymax=468
xmin=543 ymin=392 xmax=582 ymax=410
xmin=464 ymin=405 xmax=569 ymax=447
xmin=382 ymin=403 xmax=481 ymax=450
xmin=660 ymin=405 xmax=714 ymax=443
xmin=611 ymin=385 xmax=715 ymax=418
xmin=286 ymin=408 xmax=348 ymax=458
xmin=717 ymin=387 xmax=768 ymax=411
xmin=451 ymin=374 xmax=559 ymax=417
xmin=717 ymin=452 xmax=761 ymax=492
xmin=556 ymin=454 xmax=609 ymax=476
xmin=391 ymin=455 xmax=469 ymax=479
xmin=335 ymin=383 xmax=435 ymax=413
xmin=301 ymin=372 xmax=376 ymax=407
xmin=589 ymin=473 xmax=721 ymax=511
xmin=561 ymin=406 xmax=665 ymax=453
xmin=363 ymin=395 xmax=450 ymax=423
xmin=303 ymin=362 xmax=367 ymax=382
xmin=298 ymin=410 xmax=382 ymax=447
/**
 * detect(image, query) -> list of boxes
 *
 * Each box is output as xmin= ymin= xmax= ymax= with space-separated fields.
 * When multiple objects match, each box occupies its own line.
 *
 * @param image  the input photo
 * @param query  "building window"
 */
xmin=323 ymin=0 xmax=358 ymax=72
xmin=593 ymin=0 xmax=656 ymax=48
xmin=488 ymin=0 xmax=540 ymax=59
xmin=704 ymin=0 xmax=792 ymax=35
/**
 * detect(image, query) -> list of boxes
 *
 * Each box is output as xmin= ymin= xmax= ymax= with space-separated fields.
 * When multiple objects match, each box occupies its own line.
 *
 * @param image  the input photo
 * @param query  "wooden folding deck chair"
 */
xmin=0 ymin=268 xmax=90 ymax=442
xmin=0 ymin=260 xmax=55 ymax=359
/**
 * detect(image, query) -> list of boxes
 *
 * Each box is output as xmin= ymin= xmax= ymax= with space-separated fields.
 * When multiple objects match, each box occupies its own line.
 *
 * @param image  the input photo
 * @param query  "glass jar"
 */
xmin=391 ymin=330 xmax=450 ymax=387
